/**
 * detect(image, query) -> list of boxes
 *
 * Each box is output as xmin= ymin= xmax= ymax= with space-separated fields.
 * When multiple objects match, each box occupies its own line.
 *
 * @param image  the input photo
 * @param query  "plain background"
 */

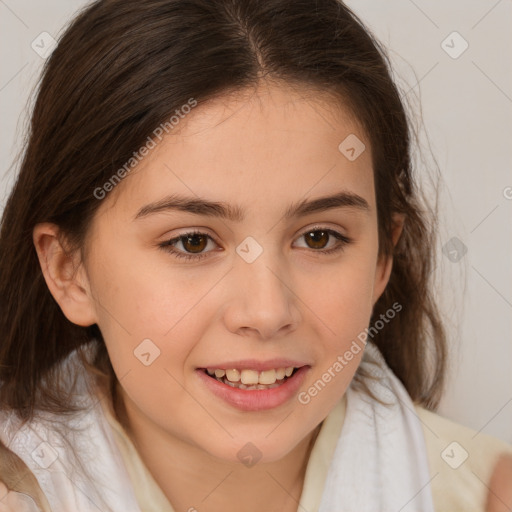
xmin=0 ymin=1 xmax=511 ymax=444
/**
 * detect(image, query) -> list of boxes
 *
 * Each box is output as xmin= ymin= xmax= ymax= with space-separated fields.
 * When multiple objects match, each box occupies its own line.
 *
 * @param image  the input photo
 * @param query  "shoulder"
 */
xmin=1 ymin=391 xmax=141 ymax=512
xmin=414 ymin=404 xmax=512 ymax=512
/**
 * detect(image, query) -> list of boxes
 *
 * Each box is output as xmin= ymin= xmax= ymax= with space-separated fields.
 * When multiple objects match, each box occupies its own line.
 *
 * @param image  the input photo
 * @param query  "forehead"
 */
xmin=99 ymin=80 xmax=374 ymax=222
xmin=172 ymin=81 xmax=366 ymax=157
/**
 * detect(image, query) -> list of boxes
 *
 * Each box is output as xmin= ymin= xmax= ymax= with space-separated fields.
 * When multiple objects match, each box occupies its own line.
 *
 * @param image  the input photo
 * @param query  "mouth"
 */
xmin=195 ymin=364 xmax=311 ymax=411
xmin=199 ymin=366 xmax=302 ymax=390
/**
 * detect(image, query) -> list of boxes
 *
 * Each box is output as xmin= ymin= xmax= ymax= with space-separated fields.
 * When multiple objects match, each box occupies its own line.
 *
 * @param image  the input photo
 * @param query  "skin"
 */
xmin=33 ymin=80 xmax=402 ymax=512
xmin=485 ymin=454 xmax=512 ymax=512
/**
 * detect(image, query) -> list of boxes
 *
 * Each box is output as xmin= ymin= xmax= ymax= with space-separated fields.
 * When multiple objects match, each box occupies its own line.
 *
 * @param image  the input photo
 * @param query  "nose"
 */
xmin=223 ymin=248 xmax=301 ymax=340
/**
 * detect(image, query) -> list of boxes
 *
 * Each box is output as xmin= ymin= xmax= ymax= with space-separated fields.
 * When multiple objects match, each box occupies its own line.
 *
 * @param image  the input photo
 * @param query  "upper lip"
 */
xmin=198 ymin=358 xmax=311 ymax=372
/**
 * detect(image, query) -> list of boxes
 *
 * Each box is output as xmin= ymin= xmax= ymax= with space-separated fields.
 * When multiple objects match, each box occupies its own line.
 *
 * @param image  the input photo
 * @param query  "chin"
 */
xmin=205 ymin=438 xmax=296 ymax=467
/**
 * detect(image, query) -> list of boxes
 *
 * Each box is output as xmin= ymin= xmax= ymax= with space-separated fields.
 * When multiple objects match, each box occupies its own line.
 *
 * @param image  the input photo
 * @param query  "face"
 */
xmin=60 ymin=81 xmax=391 ymax=464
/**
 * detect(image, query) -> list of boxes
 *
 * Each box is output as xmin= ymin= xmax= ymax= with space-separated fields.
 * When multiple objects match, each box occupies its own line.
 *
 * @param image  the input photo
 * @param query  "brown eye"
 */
xmin=303 ymin=230 xmax=330 ymax=250
xmin=294 ymin=226 xmax=351 ymax=255
xmin=181 ymin=233 xmax=208 ymax=253
xmin=160 ymin=226 xmax=351 ymax=262
xmin=159 ymin=230 xmax=218 ymax=260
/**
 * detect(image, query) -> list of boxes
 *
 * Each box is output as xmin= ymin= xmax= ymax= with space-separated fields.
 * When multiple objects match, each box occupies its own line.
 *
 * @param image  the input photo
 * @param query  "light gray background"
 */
xmin=1 ymin=1 xmax=511 ymax=443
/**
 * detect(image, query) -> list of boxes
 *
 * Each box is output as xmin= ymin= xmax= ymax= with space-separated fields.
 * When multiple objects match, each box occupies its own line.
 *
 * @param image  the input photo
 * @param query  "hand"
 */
xmin=0 ymin=482 xmax=43 ymax=512
xmin=486 ymin=453 xmax=512 ymax=512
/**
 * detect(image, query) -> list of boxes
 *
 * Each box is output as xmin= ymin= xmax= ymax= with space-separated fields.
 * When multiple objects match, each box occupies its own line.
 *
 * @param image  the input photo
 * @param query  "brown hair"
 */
xmin=0 ymin=0 xmax=446 ymax=427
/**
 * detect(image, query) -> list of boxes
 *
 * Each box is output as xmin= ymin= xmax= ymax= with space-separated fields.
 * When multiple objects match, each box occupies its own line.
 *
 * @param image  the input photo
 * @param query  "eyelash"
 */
xmin=158 ymin=226 xmax=352 ymax=261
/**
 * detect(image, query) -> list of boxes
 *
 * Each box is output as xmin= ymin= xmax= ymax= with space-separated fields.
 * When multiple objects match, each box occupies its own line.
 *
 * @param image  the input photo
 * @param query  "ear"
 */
xmin=372 ymin=213 xmax=405 ymax=305
xmin=32 ymin=223 xmax=97 ymax=327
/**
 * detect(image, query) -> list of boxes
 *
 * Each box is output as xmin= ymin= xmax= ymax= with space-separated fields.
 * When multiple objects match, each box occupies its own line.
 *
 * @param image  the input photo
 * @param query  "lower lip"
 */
xmin=195 ymin=366 xmax=311 ymax=412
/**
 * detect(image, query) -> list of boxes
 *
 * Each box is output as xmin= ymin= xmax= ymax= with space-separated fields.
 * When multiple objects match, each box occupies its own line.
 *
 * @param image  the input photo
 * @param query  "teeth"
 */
xmin=225 ymin=369 xmax=241 ymax=382
xmin=258 ymin=369 xmax=277 ymax=385
xmin=276 ymin=368 xmax=286 ymax=380
xmin=205 ymin=366 xmax=297 ymax=386
xmin=241 ymin=369 xmax=259 ymax=385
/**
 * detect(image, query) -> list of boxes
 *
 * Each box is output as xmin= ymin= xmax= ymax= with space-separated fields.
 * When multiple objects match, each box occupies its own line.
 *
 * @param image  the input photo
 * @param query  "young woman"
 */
xmin=1 ymin=1 xmax=510 ymax=511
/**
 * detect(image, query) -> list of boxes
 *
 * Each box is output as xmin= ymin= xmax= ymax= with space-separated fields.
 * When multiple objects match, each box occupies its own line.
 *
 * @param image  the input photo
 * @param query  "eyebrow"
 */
xmin=133 ymin=190 xmax=370 ymax=222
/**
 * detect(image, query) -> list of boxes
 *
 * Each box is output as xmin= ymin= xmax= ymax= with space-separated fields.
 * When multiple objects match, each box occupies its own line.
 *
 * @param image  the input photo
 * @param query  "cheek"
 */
xmin=86 ymin=238 xmax=223 ymax=383
xmin=294 ymin=256 xmax=376 ymax=415
xmin=90 ymin=260 xmax=212 ymax=435
xmin=304 ymin=251 xmax=377 ymax=340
